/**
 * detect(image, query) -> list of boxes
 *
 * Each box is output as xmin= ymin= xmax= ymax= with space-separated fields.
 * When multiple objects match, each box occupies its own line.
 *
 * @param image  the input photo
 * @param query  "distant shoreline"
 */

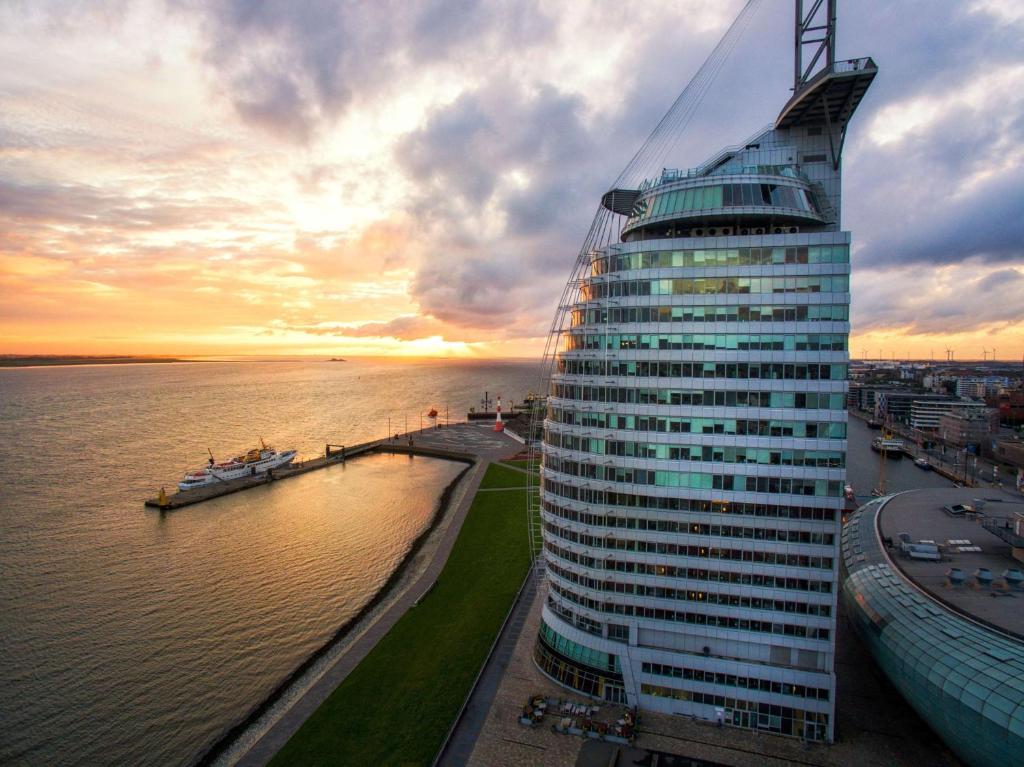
xmin=0 ymin=356 xmax=190 ymax=368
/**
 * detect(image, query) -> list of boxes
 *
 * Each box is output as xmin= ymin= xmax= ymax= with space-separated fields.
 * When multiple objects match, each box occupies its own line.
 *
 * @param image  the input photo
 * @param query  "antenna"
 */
xmin=794 ymin=0 xmax=836 ymax=92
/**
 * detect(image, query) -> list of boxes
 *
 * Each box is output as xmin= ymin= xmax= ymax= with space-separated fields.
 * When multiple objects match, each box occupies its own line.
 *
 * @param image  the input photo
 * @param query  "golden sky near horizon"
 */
xmin=1 ymin=1 xmax=1023 ymax=360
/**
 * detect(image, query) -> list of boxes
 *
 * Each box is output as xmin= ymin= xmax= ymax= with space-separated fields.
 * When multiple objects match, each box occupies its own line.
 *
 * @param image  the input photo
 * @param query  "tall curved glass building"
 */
xmin=533 ymin=4 xmax=876 ymax=743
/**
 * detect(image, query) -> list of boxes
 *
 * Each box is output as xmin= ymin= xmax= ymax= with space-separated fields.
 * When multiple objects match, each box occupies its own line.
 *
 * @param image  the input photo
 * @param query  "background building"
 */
xmin=910 ymin=398 xmax=990 ymax=432
xmin=842 ymin=489 xmax=1024 ymax=767
xmin=938 ymin=407 xmax=1000 ymax=449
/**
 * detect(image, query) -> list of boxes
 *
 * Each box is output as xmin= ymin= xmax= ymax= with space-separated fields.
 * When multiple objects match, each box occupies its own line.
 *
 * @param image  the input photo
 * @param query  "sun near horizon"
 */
xmin=2 ymin=2 xmax=1023 ymax=362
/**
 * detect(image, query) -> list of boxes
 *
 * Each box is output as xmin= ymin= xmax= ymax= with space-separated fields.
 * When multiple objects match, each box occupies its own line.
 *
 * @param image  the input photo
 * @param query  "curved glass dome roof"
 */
xmin=622 ymin=175 xmax=824 ymax=237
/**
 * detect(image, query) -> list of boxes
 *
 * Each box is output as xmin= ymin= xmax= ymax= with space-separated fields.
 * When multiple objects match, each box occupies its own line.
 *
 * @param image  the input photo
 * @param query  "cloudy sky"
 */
xmin=1 ymin=0 xmax=1022 ymax=359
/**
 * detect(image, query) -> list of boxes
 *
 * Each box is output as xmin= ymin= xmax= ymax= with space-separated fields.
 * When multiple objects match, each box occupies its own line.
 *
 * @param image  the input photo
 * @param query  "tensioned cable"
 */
xmin=635 ymin=2 xmax=762 ymax=185
xmin=612 ymin=0 xmax=765 ymax=191
xmin=526 ymin=0 xmax=767 ymax=581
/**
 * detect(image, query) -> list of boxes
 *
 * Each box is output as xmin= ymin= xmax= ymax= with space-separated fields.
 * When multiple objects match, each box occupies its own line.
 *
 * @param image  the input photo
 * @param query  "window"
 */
xmin=607 ymin=624 xmax=629 ymax=643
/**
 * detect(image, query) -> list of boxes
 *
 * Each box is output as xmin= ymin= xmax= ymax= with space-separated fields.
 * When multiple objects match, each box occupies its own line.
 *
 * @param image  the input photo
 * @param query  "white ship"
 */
xmin=178 ymin=440 xmax=297 ymax=491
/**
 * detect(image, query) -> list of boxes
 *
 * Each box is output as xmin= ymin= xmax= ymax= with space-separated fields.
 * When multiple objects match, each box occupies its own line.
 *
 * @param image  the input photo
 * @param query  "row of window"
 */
xmin=543 ymin=540 xmax=834 ymax=594
xmin=627 ymin=183 xmax=817 ymax=224
xmin=544 ymin=522 xmax=835 ymax=569
xmin=639 ymin=683 xmax=829 ymax=740
xmin=642 ymin=662 xmax=830 ymax=701
xmin=550 ymin=384 xmax=846 ymax=410
xmin=538 ymin=617 xmax=620 ymax=673
xmin=646 ymin=164 xmax=801 ymax=189
xmin=547 ymin=595 xmax=604 ymax=637
xmin=540 ymin=477 xmax=841 ymax=521
xmin=545 ymin=457 xmax=843 ymax=497
xmin=534 ymin=629 xmax=626 ymax=703
xmin=547 ymin=407 xmax=847 ymax=438
xmin=557 ymin=360 xmax=848 ymax=382
xmin=579 ymin=275 xmax=849 ymax=299
xmin=548 ymin=583 xmax=831 ymax=640
xmin=565 ymin=333 xmax=847 ymax=352
xmin=546 ymin=561 xmax=833 ymax=618
xmin=545 ymin=432 xmax=845 ymax=468
xmin=590 ymin=245 xmax=848 ymax=275
xmin=571 ymin=303 xmax=849 ymax=326
xmin=541 ymin=500 xmax=835 ymax=545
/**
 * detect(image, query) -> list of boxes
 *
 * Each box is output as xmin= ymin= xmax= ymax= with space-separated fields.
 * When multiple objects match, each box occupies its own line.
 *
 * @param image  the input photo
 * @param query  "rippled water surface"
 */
xmin=845 ymin=416 xmax=957 ymax=499
xmin=0 ymin=358 xmax=541 ymax=766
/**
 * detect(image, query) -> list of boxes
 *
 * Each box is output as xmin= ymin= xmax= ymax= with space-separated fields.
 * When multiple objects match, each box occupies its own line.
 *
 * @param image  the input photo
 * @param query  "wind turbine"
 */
xmin=982 ymin=348 xmax=989 ymax=361
xmin=991 ymin=347 xmax=997 ymax=363
xmin=945 ymin=347 xmax=952 ymax=362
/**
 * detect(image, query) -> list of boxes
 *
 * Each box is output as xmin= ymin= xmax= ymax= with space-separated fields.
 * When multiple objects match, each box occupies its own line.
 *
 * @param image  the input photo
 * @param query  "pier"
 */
xmin=145 ymin=435 xmax=478 ymax=511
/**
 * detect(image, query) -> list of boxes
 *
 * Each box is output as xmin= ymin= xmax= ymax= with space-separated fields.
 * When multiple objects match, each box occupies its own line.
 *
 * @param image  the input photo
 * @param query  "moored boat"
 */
xmin=178 ymin=441 xmax=297 ymax=491
xmin=871 ymin=437 xmax=904 ymax=458
xmin=914 ymin=457 xmax=932 ymax=470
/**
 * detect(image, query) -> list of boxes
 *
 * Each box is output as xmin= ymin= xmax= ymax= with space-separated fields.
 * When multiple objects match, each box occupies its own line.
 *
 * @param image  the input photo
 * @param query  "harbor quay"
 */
xmin=849 ymin=407 xmax=1020 ymax=491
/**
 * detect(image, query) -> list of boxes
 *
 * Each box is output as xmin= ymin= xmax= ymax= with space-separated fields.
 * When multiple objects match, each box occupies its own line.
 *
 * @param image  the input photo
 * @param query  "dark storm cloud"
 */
xmin=857 ymin=173 xmax=1024 ymax=269
xmin=174 ymin=0 xmax=553 ymax=143
xmin=396 ymin=82 xmax=600 ymax=241
xmin=840 ymin=2 xmax=1024 ymax=272
xmin=394 ymin=80 xmax=615 ymax=325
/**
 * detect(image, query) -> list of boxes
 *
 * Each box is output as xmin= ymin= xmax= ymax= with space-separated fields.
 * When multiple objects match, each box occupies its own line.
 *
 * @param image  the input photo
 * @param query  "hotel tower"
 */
xmin=531 ymin=1 xmax=876 ymax=742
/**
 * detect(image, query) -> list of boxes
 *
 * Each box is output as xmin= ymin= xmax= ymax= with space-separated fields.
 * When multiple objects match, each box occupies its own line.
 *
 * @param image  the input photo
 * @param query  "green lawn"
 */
xmin=270 ymin=464 xmax=531 ymax=766
xmin=499 ymin=458 xmax=540 ymax=474
xmin=477 ymin=461 xmax=532 ymax=489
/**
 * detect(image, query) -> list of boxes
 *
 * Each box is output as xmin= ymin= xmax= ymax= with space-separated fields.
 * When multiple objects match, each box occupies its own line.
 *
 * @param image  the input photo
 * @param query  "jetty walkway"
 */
xmin=145 ymin=427 xmax=498 ymax=511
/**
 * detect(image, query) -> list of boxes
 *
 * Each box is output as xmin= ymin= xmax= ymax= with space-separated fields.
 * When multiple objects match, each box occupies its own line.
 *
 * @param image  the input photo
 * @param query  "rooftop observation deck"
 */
xmin=877 ymin=487 xmax=1024 ymax=640
xmin=776 ymin=57 xmax=878 ymax=129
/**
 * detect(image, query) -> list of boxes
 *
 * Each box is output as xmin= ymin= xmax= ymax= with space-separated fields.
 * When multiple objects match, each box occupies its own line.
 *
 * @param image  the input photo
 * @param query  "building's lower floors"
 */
xmin=534 ymin=604 xmax=835 ymax=742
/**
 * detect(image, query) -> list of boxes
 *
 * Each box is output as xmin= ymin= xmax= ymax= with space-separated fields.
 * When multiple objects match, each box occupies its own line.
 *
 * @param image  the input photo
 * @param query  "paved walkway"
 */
xmin=437 ymin=575 xmax=538 ymax=767
xmin=464 ymin=582 xmax=962 ymax=767
xmin=230 ymin=423 xmax=522 ymax=766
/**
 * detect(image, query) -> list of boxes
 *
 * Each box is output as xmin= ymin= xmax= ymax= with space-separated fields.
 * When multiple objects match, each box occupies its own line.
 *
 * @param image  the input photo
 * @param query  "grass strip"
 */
xmin=270 ymin=466 xmax=530 ymax=766
xmin=499 ymin=458 xmax=540 ymax=473
xmin=477 ymin=462 xmax=533 ymax=489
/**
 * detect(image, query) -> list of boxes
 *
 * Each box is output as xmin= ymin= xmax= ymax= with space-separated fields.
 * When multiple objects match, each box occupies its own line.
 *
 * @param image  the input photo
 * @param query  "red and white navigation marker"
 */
xmin=493 ymin=394 xmax=505 ymax=432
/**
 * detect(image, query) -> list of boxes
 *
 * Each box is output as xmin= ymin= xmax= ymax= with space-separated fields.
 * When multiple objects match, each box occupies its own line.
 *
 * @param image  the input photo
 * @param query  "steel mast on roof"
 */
xmin=794 ymin=0 xmax=836 ymax=93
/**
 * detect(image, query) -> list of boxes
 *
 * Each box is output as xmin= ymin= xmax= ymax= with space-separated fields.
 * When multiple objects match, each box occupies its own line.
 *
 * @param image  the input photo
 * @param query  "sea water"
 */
xmin=0 ymin=358 xmax=541 ymax=766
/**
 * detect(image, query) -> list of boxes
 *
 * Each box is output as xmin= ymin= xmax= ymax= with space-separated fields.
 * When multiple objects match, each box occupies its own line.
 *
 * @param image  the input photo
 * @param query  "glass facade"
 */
xmin=841 ymin=499 xmax=1024 ymax=767
xmin=532 ymin=48 xmax=874 ymax=740
xmin=537 ymin=220 xmax=847 ymax=740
